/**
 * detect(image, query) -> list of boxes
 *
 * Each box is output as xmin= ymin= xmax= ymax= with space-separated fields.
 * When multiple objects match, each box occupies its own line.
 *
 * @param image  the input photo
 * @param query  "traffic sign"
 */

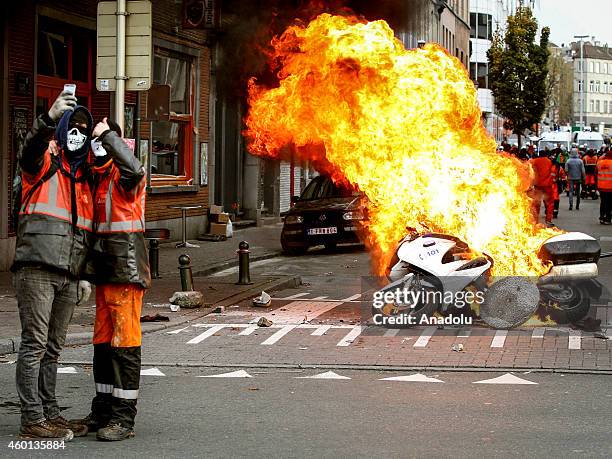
xmin=96 ymin=1 xmax=152 ymax=91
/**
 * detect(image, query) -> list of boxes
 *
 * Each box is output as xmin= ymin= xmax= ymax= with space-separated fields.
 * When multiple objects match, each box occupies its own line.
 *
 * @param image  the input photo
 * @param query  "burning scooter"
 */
xmin=372 ymin=231 xmax=604 ymax=329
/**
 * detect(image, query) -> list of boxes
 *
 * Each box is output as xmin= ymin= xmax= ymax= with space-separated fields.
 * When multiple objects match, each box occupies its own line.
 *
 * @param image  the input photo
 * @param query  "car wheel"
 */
xmin=281 ymin=236 xmax=308 ymax=256
xmin=324 ymin=242 xmax=337 ymax=251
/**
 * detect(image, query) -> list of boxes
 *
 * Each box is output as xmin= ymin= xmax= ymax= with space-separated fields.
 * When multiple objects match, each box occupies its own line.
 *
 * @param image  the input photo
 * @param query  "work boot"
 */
xmin=71 ymin=412 xmax=108 ymax=433
xmin=46 ymin=415 xmax=89 ymax=437
xmin=545 ymin=220 xmax=555 ymax=227
xmin=19 ymin=420 xmax=74 ymax=441
xmin=96 ymin=423 xmax=135 ymax=441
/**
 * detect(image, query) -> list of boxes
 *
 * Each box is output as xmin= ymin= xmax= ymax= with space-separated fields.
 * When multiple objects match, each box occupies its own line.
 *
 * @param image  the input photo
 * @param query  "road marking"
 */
xmin=239 ymin=324 xmax=259 ymax=336
xmin=311 ymin=325 xmax=332 ymax=336
xmin=600 ymin=236 xmax=612 ymax=242
xmin=491 ymin=330 xmax=508 ymax=348
xmin=282 ymin=292 xmax=311 ymax=300
xmin=531 ymin=328 xmax=546 ymax=339
xmin=473 ymin=373 xmax=537 ymax=385
xmin=383 ymin=328 xmax=400 ymax=337
xmin=199 ymin=370 xmax=252 ymax=378
xmin=340 ymin=293 xmax=361 ymax=302
xmin=187 ymin=325 xmax=225 ymax=344
xmin=140 ymin=367 xmax=165 ymax=376
xmin=568 ymin=329 xmax=581 ymax=349
xmin=457 ymin=328 xmax=471 ymax=338
xmin=57 ymin=367 xmax=77 ymax=374
xmin=337 ymin=326 xmax=363 ymax=346
xmin=166 ymin=326 xmax=190 ymax=335
xmin=261 ymin=325 xmax=298 ymax=345
xmin=257 ymin=300 xmax=341 ymax=324
xmin=414 ymin=327 xmax=436 ymax=348
xmin=311 ymin=296 xmax=328 ymax=300
xmin=379 ymin=373 xmax=444 ymax=383
xmin=296 ymin=371 xmax=351 ymax=380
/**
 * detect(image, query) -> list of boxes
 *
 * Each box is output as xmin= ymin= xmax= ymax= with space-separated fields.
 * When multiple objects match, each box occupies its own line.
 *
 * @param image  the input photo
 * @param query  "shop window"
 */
xmin=150 ymin=47 xmax=195 ymax=184
xmin=470 ymin=13 xmax=476 ymax=39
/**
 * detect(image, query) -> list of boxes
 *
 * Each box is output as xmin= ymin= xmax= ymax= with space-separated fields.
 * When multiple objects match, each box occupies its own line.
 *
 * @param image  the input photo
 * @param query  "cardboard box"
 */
xmin=209 ymin=222 xmax=227 ymax=235
xmin=214 ymin=212 xmax=230 ymax=223
xmin=209 ymin=204 xmax=223 ymax=215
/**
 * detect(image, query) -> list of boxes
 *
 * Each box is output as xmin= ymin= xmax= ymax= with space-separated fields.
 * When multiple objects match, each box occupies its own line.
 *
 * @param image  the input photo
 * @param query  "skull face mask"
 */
xmin=91 ymin=138 xmax=107 ymax=157
xmin=67 ymin=127 xmax=87 ymax=152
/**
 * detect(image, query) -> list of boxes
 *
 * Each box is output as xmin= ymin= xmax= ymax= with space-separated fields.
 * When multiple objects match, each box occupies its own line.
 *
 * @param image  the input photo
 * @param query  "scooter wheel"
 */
xmin=539 ymin=283 xmax=591 ymax=324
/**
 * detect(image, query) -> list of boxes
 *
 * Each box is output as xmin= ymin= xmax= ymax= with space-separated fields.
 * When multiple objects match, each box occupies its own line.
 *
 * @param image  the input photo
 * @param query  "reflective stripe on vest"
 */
xmin=95 ymin=169 xmax=145 ymax=233
xmin=22 ymin=167 xmax=93 ymax=231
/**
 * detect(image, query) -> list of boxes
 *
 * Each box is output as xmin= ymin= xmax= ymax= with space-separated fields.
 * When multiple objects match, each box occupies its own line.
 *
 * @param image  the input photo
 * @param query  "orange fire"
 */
xmin=245 ymin=14 xmax=560 ymax=277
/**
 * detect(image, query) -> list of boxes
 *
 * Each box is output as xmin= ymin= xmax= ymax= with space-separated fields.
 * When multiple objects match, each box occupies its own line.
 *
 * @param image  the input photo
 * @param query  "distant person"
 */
xmin=597 ymin=150 xmax=612 ymax=224
xmin=565 ymin=149 xmax=586 ymax=211
xmin=530 ymin=150 xmax=555 ymax=226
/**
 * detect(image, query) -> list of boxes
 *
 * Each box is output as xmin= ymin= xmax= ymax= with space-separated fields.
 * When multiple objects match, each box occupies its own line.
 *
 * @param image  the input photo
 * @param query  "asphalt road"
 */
xmin=0 ymin=366 xmax=610 ymax=458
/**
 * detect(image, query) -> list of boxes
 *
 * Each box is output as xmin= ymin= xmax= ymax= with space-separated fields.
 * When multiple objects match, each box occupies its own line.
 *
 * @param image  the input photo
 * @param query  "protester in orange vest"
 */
xmin=529 ymin=150 xmax=555 ymax=226
xmin=12 ymin=91 xmax=94 ymax=440
xmin=76 ymin=118 xmax=150 ymax=441
xmin=597 ymin=151 xmax=612 ymax=224
xmin=551 ymin=160 xmax=561 ymax=218
xmin=583 ymin=149 xmax=599 ymax=199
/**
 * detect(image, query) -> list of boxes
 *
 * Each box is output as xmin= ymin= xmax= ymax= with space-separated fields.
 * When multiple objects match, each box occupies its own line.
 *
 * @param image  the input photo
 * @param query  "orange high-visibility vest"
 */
xmin=597 ymin=159 xmax=612 ymax=191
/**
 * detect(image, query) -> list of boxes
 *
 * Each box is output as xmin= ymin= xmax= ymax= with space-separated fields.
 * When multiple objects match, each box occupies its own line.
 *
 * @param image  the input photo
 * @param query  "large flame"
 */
xmin=245 ymin=14 xmax=559 ymax=276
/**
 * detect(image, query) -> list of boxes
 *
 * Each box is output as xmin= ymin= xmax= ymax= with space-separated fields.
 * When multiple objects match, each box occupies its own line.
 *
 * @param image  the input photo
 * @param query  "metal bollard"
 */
xmin=236 ymin=241 xmax=253 ymax=285
xmin=149 ymin=239 xmax=160 ymax=279
xmin=178 ymin=254 xmax=194 ymax=291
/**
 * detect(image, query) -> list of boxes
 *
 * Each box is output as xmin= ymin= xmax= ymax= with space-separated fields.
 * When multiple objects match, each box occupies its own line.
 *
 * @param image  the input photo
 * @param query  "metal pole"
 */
xmin=115 ymin=0 xmax=127 ymax=132
xmin=135 ymin=92 xmax=141 ymax=158
xmin=574 ymin=35 xmax=589 ymax=130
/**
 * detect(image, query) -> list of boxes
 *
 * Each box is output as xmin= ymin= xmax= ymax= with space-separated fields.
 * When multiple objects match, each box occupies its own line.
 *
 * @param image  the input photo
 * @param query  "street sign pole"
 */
xmin=115 ymin=0 xmax=127 ymax=132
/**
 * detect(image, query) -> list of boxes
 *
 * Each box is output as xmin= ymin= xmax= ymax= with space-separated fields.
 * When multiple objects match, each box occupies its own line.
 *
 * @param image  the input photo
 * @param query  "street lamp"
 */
xmin=574 ymin=35 xmax=589 ymax=130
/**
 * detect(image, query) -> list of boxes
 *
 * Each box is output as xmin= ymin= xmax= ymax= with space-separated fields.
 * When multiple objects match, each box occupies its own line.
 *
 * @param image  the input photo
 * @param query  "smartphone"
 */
xmin=63 ymin=83 xmax=76 ymax=96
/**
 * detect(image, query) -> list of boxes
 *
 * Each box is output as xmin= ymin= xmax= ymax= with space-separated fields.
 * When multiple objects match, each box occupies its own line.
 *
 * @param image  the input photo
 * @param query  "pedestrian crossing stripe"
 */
xmin=57 ymin=366 xmax=77 ymax=374
xmin=183 ymin=323 xmax=589 ymax=349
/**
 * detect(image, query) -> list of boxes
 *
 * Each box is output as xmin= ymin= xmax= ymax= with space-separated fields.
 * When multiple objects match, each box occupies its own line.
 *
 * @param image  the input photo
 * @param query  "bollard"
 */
xmin=178 ymin=254 xmax=194 ymax=291
xmin=149 ymin=239 xmax=160 ymax=279
xmin=236 ymin=241 xmax=253 ymax=285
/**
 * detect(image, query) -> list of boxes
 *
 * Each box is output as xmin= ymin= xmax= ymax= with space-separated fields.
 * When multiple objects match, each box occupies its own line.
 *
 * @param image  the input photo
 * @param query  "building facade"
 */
xmin=0 ymin=0 xmax=215 ymax=271
xmin=571 ymin=42 xmax=612 ymax=134
xmin=469 ymin=0 xmax=542 ymax=142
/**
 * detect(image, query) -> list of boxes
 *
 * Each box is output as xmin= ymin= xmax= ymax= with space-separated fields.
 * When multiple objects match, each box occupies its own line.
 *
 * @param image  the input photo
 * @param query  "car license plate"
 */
xmin=307 ymin=227 xmax=338 ymax=235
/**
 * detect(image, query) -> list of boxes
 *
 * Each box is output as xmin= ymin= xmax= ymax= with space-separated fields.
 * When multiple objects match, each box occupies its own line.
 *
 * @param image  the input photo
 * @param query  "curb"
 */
xmin=0 ymin=274 xmax=301 ymax=356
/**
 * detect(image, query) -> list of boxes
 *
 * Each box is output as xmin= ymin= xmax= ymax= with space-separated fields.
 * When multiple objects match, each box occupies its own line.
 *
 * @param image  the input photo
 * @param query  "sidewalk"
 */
xmin=0 ymin=222 xmax=298 ymax=354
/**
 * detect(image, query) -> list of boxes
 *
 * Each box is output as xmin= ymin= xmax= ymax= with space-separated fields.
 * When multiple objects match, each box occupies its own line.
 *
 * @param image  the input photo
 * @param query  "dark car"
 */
xmin=280 ymin=175 xmax=365 ymax=255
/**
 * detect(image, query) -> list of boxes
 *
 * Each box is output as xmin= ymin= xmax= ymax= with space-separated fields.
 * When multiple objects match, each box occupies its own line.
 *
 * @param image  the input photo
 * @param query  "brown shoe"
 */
xmin=96 ymin=423 xmax=135 ymax=441
xmin=46 ymin=415 xmax=88 ymax=437
xmin=19 ymin=420 xmax=74 ymax=441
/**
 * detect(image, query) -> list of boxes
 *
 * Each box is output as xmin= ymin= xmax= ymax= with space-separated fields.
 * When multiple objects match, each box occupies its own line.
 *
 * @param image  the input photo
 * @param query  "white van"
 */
xmin=573 ymin=131 xmax=604 ymax=150
xmin=538 ymin=131 xmax=572 ymax=152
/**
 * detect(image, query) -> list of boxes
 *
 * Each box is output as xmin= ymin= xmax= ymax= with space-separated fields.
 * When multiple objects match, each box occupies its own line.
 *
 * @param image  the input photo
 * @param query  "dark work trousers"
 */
xmin=568 ymin=180 xmax=582 ymax=209
xmin=14 ymin=267 xmax=78 ymax=426
xmin=91 ymin=345 xmax=141 ymax=428
xmin=600 ymin=191 xmax=612 ymax=223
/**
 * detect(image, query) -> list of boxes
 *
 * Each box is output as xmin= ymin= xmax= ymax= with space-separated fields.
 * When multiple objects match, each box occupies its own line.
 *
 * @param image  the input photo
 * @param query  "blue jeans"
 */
xmin=14 ymin=267 xmax=78 ymax=426
xmin=568 ymin=180 xmax=582 ymax=209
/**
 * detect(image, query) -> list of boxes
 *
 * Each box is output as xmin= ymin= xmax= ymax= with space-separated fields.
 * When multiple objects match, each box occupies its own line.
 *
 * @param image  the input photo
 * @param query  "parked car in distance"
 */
xmin=281 ymin=175 xmax=365 ymax=255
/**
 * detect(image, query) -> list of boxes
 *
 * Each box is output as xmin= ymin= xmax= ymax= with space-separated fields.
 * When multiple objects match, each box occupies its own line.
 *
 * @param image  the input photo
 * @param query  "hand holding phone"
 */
xmin=63 ymin=83 xmax=76 ymax=96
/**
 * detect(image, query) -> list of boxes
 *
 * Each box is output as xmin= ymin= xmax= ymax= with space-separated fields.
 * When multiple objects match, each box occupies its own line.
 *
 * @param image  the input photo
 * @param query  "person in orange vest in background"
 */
xmin=77 ymin=118 xmax=150 ymax=441
xmin=12 ymin=91 xmax=93 ymax=440
xmin=551 ymin=158 xmax=562 ymax=219
xmin=530 ymin=150 xmax=555 ymax=226
xmin=583 ymin=149 xmax=599 ymax=199
xmin=597 ymin=150 xmax=612 ymax=224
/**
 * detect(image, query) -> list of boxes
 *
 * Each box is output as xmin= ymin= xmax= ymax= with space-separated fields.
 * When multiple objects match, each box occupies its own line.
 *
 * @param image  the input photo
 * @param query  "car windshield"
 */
xmin=299 ymin=177 xmax=358 ymax=200
xmin=539 ymin=141 xmax=567 ymax=151
xmin=578 ymin=140 xmax=604 ymax=149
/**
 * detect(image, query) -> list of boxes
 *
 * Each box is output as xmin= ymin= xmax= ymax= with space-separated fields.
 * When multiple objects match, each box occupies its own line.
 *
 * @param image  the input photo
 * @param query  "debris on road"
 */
xmin=169 ymin=304 xmax=180 ymax=312
xmin=325 ymin=272 xmax=333 ymax=276
xmin=253 ymin=291 xmax=272 ymax=307
xmin=451 ymin=343 xmax=464 ymax=352
xmin=257 ymin=317 xmax=273 ymax=327
xmin=593 ymin=331 xmax=609 ymax=340
xmin=212 ymin=306 xmax=225 ymax=313
xmin=169 ymin=291 xmax=204 ymax=309
xmin=140 ymin=314 xmax=170 ymax=322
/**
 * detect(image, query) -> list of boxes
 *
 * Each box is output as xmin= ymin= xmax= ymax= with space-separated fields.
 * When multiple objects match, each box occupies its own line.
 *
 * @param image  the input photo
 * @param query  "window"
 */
xmin=477 ymin=63 xmax=488 ymax=89
xmin=605 ymin=101 xmax=609 ymax=113
xmin=604 ymin=63 xmax=608 ymax=74
xmin=476 ymin=13 xmax=493 ymax=40
xmin=595 ymin=62 xmax=601 ymax=73
xmin=595 ymin=81 xmax=601 ymax=92
xmin=470 ymin=13 xmax=476 ymax=39
xmin=589 ymin=80 xmax=595 ymax=92
xmin=590 ymin=99 xmax=595 ymax=112
xmin=577 ymin=61 xmax=582 ymax=72
xmin=578 ymin=80 xmax=583 ymax=92
xmin=589 ymin=61 xmax=594 ymax=73
xmin=605 ymin=82 xmax=608 ymax=94
xmin=596 ymin=100 xmax=601 ymax=113
xmin=150 ymin=46 xmax=196 ymax=184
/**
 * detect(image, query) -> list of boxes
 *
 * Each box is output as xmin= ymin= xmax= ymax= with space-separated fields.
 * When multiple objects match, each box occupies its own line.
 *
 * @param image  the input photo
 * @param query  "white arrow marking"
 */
xmin=414 ymin=326 xmax=436 ymax=347
xmin=260 ymin=325 xmax=297 ymax=345
xmin=311 ymin=325 xmax=332 ymax=336
xmin=473 ymin=373 xmax=537 ymax=385
xmin=568 ymin=329 xmax=581 ymax=349
xmin=296 ymin=371 xmax=351 ymax=380
xmin=337 ymin=326 xmax=363 ymax=346
xmin=57 ymin=367 xmax=77 ymax=374
xmin=140 ymin=367 xmax=165 ymax=376
xmin=198 ymin=370 xmax=252 ymax=378
xmin=379 ymin=373 xmax=444 ymax=383
xmin=490 ymin=330 xmax=508 ymax=348
xmin=187 ymin=325 xmax=225 ymax=344
xmin=166 ymin=326 xmax=190 ymax=335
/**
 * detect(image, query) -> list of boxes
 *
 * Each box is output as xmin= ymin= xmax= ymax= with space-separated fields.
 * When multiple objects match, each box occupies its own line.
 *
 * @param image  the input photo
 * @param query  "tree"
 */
xmin=545 ymin=48 xmax=574 ymax=125
xmin=487 ymin=6 xmax=550 ymax=147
